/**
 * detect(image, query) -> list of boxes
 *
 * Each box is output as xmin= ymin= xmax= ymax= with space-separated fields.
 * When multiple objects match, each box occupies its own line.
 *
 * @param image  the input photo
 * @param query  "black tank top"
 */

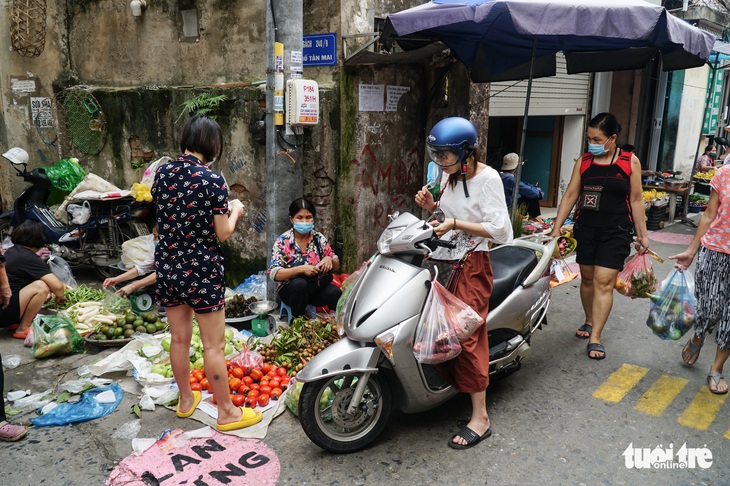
xmin=575 ymin=149 xmax=633 ymax=227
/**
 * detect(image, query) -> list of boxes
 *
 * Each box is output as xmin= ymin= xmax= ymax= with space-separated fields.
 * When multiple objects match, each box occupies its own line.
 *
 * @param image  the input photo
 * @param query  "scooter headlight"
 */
xmin=377 ymin=226 xmax=406 ymax=254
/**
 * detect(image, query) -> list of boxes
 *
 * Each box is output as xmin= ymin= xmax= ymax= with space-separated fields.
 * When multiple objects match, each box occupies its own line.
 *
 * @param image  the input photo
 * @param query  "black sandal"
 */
xmin=575 ymin=323 xmax=592 ymax=339
xmin=448 ymin=426 xmax=492 ymax=450
xmin=587 ymin=342 xmax=606 ymax=360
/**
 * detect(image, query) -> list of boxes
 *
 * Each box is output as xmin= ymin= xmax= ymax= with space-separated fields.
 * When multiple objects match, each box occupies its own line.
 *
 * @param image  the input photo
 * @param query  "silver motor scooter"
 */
xmin=297 ymin=211 xmax=556 ymax=453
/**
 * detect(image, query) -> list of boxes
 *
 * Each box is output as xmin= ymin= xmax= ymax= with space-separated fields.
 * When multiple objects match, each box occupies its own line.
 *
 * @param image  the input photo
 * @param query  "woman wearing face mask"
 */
xmin=269 ymin=198 xmax=342 ymax=318
xmin=697 ymin=145 xmax=717 ymax=173
xmin=549 ymin=112 xmax=649 ymax=360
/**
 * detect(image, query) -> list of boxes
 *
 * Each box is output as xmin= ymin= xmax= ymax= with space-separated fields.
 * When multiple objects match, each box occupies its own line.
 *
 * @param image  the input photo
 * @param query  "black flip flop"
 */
xmin=448 ymin=426 xmax=492 ymax=450
xmin=575 ymin=323 xmax=592 ymax=339
xmin=587 ymin=342 xmax=606 ymax=360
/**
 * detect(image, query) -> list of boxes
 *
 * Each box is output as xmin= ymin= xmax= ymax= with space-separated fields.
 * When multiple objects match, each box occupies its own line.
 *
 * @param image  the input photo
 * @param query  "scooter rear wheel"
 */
xmin=299 ymin=372 xmax=391 ymax=453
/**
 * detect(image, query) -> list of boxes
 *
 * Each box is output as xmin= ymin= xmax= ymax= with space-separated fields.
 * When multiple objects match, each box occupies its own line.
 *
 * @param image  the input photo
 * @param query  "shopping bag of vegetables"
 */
xmin=31 ymin=314 xmax=85 ymax=359
xmin=645 ymin=269 xmax=696 ymax=340
xmin=412 ymin=281 xmax=462 ymax=364
xmin=615 ymin=252 xmax=657 ymax=298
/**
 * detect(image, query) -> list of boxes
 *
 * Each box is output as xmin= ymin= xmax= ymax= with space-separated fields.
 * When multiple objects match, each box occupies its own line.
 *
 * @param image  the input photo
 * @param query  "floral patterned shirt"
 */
xmin=702 ymin=165 xmax=730 ymax=255
xmin=269 ymin=229 xmax=338 ymax=287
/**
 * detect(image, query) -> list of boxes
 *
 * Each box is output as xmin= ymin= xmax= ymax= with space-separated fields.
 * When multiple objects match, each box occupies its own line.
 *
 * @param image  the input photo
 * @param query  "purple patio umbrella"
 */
xmin=382 ymin=0 xmax=715 ymax=219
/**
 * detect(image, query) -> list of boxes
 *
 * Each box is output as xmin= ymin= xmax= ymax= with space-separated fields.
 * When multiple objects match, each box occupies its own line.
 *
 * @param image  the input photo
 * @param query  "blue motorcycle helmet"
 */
xmin=426 ymin=117 xmax=478 ymax=197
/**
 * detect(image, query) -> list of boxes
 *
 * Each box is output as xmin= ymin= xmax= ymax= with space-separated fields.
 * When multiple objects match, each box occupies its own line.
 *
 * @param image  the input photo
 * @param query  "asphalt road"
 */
xmin=0 ymin=213 xmax=727 ymax=485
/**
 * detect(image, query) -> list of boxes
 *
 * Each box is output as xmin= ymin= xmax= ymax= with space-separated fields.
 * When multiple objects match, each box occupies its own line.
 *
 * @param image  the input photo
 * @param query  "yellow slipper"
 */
xmin=216 ymin=407 xmax=263 ymax=431
xmin=176 ymin=390 xmax=202 ymax=418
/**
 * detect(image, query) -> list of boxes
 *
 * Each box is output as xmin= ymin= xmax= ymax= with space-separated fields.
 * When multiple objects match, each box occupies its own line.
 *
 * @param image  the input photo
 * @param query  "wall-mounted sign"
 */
xmin=303 ymin=33 xmax=337 ymax=67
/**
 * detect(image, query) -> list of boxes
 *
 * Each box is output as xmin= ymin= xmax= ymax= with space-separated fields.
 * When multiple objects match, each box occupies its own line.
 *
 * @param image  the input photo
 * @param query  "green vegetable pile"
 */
xmin=628 ymin=270 xmax=658 ymax=298
xmin=258 ymin=316 xmax=340 ymax=374
xmin=48 ymin=285 xmax=106 ymax=310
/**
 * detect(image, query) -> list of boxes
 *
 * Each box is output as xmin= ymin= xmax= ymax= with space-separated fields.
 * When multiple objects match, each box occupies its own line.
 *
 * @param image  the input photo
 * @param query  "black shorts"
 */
xmin=573 ymin=223 xmax=634 ymax=270
xmin=0 ymin=293 xmax=21 ymax=327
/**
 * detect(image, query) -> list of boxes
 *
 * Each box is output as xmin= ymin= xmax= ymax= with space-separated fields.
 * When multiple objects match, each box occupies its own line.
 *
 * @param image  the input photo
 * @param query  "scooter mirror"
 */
xmin=427 ymin=208 xmax=445 ymax=224
xmin=388 ymin=211 xmax=400 ymax=222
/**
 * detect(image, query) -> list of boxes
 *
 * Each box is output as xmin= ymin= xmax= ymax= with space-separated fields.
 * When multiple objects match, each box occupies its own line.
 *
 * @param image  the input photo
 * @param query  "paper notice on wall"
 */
xmin=10 ymin=78 xmax=37 ymax=95
xmin=358 ymin=84 xmax=384 ymax=112
xmin=386 ymin=86 xmax=410 ymax=112
xmin=31 ymin=97 xmax=53 ymax=128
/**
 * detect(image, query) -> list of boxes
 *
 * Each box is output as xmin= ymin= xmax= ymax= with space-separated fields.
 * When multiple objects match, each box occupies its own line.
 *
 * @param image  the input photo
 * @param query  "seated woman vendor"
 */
xmin=269 ymin=198 xmax=342 ymax=318
xmin=0 ymin=220 xmax=67 ymax=338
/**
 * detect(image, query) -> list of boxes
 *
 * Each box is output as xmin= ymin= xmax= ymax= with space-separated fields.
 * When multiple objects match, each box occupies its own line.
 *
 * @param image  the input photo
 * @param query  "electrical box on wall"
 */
xmin=286 ymin=79 xmax=319 ymax=125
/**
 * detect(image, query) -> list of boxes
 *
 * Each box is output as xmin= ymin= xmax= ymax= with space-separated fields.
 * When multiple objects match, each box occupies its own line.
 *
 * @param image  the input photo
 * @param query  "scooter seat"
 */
xmin=488 ymin=245 xmax=538 ymax=310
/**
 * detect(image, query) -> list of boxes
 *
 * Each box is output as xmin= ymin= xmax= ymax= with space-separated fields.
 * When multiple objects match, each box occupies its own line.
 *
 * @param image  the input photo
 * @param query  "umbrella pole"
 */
xmin=510 ymin=37 xmax=537 ymax=225
xmin=681 ymin=56 xmax=720 ymax=228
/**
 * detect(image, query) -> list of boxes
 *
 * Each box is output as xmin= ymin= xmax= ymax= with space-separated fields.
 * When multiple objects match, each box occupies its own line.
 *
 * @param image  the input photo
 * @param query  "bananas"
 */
xmin=130 ymin=182 xmax=153 ymax=202
xmin=642 ymin=189 xmax=667 ymax=202
xmin=693 ymin=170 xmax=715 ymax=181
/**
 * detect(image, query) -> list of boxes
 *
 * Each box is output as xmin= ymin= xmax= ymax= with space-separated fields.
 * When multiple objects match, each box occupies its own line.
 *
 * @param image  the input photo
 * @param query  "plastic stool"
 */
xmin=278 ymin=302 xmax=317 ymax=324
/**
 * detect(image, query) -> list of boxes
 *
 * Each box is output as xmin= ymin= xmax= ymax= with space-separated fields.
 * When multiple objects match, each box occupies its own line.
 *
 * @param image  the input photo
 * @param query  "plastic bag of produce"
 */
xmin=41 ymin=158 xmax=86 ymax=192
xmin=48 ymin=255 xmax=78 ymax=289
xmin=230 ymin=345 xmax=263 ymax=374
xmin=31 ymin=314 xmax=84 ymax=359
xmin=121 ymin=234 xmax=155 ymax=270
xmin=645 ymin=269 xmax=696 ymax=340
xmin=429 ymin=280 xmax=484 ymax=342
xmin=335 ymin=260 xmax=369 ymax=316
xmin=412 ymin=281 xmax=462 ymax=364
xmin=615 ymin=252 xmax=657 ymax=298
xmin=285 ymin=379 xmax=303 ymax=416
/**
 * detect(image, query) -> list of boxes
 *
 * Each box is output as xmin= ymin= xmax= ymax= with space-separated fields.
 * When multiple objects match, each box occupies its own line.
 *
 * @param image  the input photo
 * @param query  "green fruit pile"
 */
xmin=87 ymin=311 xmax=167 ymax=341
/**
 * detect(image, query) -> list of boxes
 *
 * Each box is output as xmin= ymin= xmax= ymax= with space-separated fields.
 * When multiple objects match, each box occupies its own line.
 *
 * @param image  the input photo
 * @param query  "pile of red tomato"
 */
xmin=188 ymin=361 xmax=291 ymax=408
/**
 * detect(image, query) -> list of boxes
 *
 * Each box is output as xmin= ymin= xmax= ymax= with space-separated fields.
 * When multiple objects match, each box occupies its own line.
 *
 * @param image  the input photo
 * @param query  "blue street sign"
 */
xmin=303 ymin=33 xmax=337 ymax=66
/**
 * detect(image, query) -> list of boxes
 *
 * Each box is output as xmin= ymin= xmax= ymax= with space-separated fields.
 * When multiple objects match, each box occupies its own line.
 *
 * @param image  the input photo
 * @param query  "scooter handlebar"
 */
xmin=429 ymin=237 xmax=457 ymax=250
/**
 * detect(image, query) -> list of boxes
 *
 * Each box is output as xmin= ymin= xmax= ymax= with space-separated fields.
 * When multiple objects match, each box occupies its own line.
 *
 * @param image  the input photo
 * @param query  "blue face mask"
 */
xmin=587 ymin=141 xmax=608 ymax=156
xmin=293 ymin=222 xmax=314 ymax=234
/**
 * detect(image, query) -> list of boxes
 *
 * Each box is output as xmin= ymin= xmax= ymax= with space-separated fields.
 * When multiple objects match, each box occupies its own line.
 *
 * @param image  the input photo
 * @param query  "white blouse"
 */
xmin=431 ymin=165 xmax=513 ymax=260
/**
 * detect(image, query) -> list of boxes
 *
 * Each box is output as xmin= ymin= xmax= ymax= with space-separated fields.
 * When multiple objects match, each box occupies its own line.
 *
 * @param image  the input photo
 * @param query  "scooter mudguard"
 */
xmin=295 ymin=338 xmax=381 ymax=383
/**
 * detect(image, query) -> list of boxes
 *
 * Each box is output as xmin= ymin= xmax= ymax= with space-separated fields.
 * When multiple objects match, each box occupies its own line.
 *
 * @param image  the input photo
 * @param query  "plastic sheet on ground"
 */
xmin=30 ymin=383 xmax=123 ymax=427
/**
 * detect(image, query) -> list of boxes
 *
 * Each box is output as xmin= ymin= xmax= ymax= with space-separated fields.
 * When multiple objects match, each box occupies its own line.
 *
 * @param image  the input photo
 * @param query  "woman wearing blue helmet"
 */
xmin=415 ymin=116 xmax=512 ymax=449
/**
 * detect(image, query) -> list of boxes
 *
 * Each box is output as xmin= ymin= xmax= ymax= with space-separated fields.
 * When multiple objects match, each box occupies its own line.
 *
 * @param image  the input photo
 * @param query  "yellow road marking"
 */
xmin=593 ymin=364 xmax=649 ymax=403
xmin=678 ymin=387 xmax=728 ymax=430
xmin=634 ymin=375 xmax=688 ymax=416
xmin=725 ymin=426 xmax=730 ymax=440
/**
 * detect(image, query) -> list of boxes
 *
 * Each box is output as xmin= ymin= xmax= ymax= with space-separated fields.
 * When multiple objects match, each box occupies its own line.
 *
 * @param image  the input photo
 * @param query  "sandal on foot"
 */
xmin=587 ymin=342 xmax=606 ymax=360
xmin=682 ymin=336 xmax=704 ymax=366
xmin=575 ymin=323 xmax=592 ymax=339
xmin=12 ymin=328 xmax=29 ymax=340
xmin=0 ymin=422 xmax=27 ymax=442
xmin=448 ymin=426 xmax=492 ymax=450
xmin=707 ymin=372 xmax=728 ymax=395
xmin=216 ymin=407 xmax=263 ymax=431
xmin=176 ymin=390 xmax=202 ymax=418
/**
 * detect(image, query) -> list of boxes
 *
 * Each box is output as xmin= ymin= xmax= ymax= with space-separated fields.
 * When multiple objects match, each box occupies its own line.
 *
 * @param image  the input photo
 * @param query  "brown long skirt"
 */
xmin=435 ymin=250 xmax=493 ymax=393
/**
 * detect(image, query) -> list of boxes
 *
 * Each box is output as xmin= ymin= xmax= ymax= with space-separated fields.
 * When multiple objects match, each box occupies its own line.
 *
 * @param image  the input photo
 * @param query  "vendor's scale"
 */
xmin=248 ymin=300 xmax=278 ymax=337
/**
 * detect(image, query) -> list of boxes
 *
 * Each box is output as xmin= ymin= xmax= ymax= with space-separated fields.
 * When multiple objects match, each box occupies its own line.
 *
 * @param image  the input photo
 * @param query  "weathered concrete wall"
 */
xmin=66 ymin=1 xmax=265 ymax=86
xmin=337 ymin=65 xmax=428 ymax=271
xmin=1 ymin=0 xmax=455 ymax=282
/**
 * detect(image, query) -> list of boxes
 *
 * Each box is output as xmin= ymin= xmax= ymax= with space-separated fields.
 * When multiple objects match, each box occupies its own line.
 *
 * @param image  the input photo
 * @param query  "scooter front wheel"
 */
xmin=299 ymin=372 xmax=391 ymax=453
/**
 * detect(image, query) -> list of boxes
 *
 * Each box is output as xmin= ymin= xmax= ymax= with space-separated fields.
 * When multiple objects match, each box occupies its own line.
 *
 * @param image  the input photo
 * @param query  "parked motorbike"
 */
xmin=297 ymin=211 xmax=556 ymax=453
xmin=0 ymin=148 xmax=152 ymax=277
